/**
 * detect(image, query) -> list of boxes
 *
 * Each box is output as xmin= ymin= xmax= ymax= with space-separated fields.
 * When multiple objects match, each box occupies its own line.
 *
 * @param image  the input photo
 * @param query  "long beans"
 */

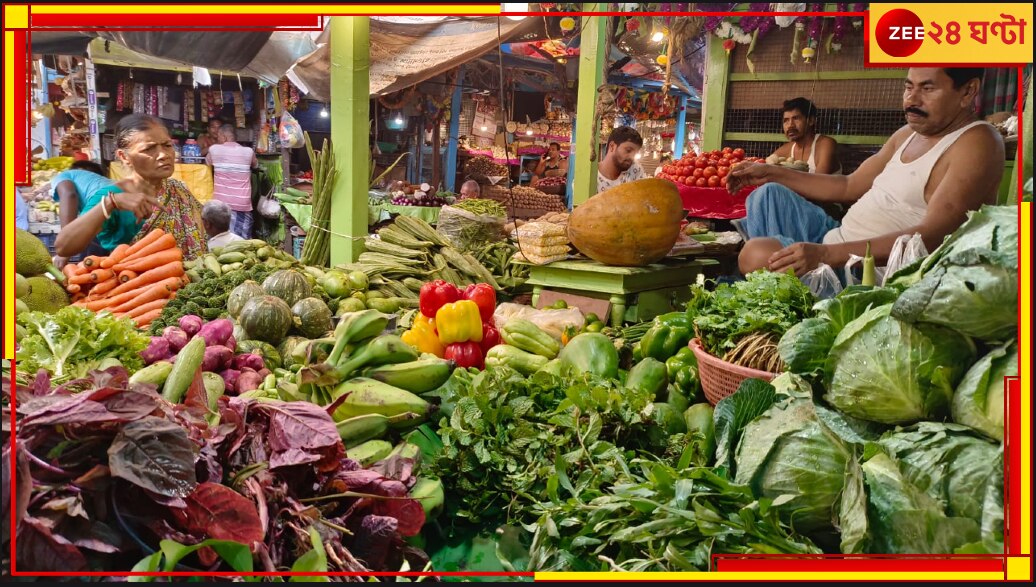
xmin=300 ymin=132 xmax=338 ymax=267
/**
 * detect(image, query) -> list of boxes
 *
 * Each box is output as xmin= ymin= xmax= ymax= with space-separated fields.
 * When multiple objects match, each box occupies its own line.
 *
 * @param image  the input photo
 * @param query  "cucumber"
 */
xmin=163 ymin=338 xmax=207 ymax=404
xmin=218 ymin=252 xmax=248 ymax=264
xmin=203 ymin=255 xmax=223 ymax=276
xmin=202 ymin=372 xmax=226 ymax=411
xmin=129 ymin=361 xmax=174 ymax=389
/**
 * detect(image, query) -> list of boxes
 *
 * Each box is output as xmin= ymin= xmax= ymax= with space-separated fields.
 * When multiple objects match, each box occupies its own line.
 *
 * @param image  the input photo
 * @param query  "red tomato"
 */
xmin=684 ymin=176 xmax=694 ymax=186
xmin=695 ymin=177 xmax=707 ymax=187
xmin=681 ymin=166 xmax=691 ymax=177
xmin=693 ymin=168 xmax=703 ymax=179
xmin=720 ymin=176 xmax=728 ymax=187
xmin=707 ymin=175 xmax=720 ymax=187
xmin=695 ymin=157 xmax=708 ymax=169
xmin=733 ymin=148 xmax=745 ymax=158
xmin=722 ymin=147 xmax=733 ymax=154
xmin=708 ymin=159 xmax=719 ymax=167
xmin=703 ymin=166 xmax=717 ymax=179
xmin=717 ymin=166 xmax=729 ymax=178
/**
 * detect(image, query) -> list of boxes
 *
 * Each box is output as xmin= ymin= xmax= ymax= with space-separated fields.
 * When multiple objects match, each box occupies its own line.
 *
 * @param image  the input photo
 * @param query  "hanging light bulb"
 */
xmin=395 ymin=113 xmax=404 ymax=124
xmin=320 ymin=105 xmax=328 ymax=118
xmin=481 ymin=125 xmax=488 ymax=132
xmin=651 ymin=30 xmax=665 ymax=43
xmin=526 ymin=129 xmax=533 ymax=136
xmin=634 ymin=152 xmax=642 ymax=160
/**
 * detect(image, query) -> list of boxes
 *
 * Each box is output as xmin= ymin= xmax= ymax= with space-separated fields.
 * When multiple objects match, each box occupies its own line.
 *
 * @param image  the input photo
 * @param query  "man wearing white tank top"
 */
xmin=731 ymin=68 xmax=1004 ymax=278
xmin=768 ymin=97 xmax=841 ymax=175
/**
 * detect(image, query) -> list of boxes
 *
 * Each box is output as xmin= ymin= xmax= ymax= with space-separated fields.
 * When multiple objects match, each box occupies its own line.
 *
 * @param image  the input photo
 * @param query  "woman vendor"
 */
xmin=54 ymin=114 xmax=208 ymax=260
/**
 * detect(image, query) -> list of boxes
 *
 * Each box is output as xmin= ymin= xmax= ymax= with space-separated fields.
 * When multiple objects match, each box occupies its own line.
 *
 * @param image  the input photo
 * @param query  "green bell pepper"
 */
xmin=665 ymin=347 xmax=702 ymax=402
xmin=640 ymin=317 xmax=694 ymax=362
xmin=625 ymin=358 xmax=668 ymax=400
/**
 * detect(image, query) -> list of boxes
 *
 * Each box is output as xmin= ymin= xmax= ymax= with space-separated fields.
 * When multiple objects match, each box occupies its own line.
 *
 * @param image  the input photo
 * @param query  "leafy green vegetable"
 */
xmin=16 ymin=307 xmax=150 ymax=384
xmin=148 ymin=264 xmax=280 ymax=334
xmin=889 ymin=205 xmax=1018 ymax=342
xmin=526 ymin=461 xmax=821 ymax=572
xmin=777 ymin=317 xmax=837 ymax=378
xmin=712 ymin=378 xmax=779 ymax=472
xmin=952 ymin=340 xmax=1015 ymax=441
xmin=824 ymin=304 xmax=976 ymax=425
xmin=692 ymin=271 xmax=816 ymax=356
xmin=813 ymin=286 xmax=901 ymax=333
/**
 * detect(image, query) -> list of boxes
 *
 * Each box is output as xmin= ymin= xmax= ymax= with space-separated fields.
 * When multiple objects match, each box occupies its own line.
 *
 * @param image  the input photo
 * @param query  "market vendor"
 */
xmin=533 ymin=142 xmax=569 ymax=185
xmin=202 ymin=200 xmax=245 ymax=248
xmin=197 ymin=117 xmax=224 ymax=157
xmin=54 ymin=114 xmax=208 ymax=260
xmin=51 ymin=160 xmax=116 ymax=266
xmin=731 ymin=68 xmax=1004 ymax=278
xmin=596 ymin=126 xmax=647 ymax=192
xmin=459 ymin=180 xmax=481 ymax=199
xmin=768 ymin=98 xmax=841 ymax=174
xmin=206 ymin=124 xmax=258 ymax=238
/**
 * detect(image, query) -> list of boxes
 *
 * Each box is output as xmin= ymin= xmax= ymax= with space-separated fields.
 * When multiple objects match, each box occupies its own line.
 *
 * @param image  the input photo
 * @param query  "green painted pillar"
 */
xmin=329 ymin=16 xmax=370 ymax=265
xmin=701 ymin=34 xmax=731 ymax=152
xmin=572 ymin=4 xmax=608 ymax=206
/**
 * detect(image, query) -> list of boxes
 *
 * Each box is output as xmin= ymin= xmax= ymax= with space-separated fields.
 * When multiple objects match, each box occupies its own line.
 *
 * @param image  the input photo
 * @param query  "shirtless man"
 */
xmin=730 ymin=68 xmax=1003 ymax=277
xmin=768 ymin=97 xmax=841 ymax=174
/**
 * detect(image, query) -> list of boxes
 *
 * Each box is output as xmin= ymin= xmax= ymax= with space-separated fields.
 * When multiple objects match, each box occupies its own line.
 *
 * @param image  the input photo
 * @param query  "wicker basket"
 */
xmin=689 ymin=338 xmax=776 ymax=405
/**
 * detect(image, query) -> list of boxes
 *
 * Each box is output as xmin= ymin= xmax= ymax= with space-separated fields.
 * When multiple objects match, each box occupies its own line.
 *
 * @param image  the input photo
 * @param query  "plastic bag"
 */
xmin=278 ymin=111 xmax=304 ymax=148
xmin=800 ymin=263 xmax=844 ymax=299
xmin=436 ymin=205 xmax=506 ymax=252
xmin=493 ymin=303 xmax=585 ymax=341
xmin=880 ymin=233 xmax=928 ymax=286
xmin=513 ymin=221 xmax=566 ymax=238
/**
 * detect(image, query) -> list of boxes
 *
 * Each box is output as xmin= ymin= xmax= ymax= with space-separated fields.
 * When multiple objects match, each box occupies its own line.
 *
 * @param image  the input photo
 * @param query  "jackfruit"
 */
xmin=16 ymin=273 xmax=29 ymax=298
xmin=23 ymin=276 xmax=69 ymax=314
xmin=16 ymin=229 xmax=64 ymax=282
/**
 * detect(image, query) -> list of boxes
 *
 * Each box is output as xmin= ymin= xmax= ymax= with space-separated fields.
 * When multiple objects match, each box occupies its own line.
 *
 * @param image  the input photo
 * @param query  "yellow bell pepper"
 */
xmin=435 ymin=300 xmax=484 ymax=345
xmin=401 ymin=314 xmax=445 ymax=357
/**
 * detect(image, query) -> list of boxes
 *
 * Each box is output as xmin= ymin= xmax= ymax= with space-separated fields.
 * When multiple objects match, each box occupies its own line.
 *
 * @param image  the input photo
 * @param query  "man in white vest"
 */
xmin=730 ymin=68 xmax=1004 ymax=277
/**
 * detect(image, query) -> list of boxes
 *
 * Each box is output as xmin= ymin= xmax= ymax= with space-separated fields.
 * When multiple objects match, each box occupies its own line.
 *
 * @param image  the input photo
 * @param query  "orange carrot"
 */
xmin=83 ymin=276 xmax=181 ymax=312
xmin=119 ymin=233 xmax=176 ymax=264
xmin=91 ymin=278 xmax=119 ymax=296
xmin=69 ymin=273 xmax=95 ymax=285
xmin=62 ymin=264 xmax=82 ymax=282
xmin=100 ymin=243 xmax=131 ymax=269
xmin=82 ymin=256 xmax=105 ymax=269
xmin=133 ymin=308 xmax=164 ymax=327
xmin=125 ymin=298 xmax=169 ymax=319
xmin=108 ymin=279 xmax=180 ymax=314
xmin=105 ymin=262 xmax=185 ymax=298
xmin=71 ymin=293 xmax=87 ymax=303
xmin=67 ymin=283 xmax=82 ymax=294
xmin=118 ymin=270 xmax=138 ymax=283
xmin=113 ymin=248 xmax=183 ymax=273
xmin=120 ymin=229 xmax=166 ymax=260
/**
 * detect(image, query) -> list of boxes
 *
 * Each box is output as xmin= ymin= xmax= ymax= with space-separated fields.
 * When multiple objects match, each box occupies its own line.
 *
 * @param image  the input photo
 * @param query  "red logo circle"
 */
xmin=876 ymin=9 xmax=925 ymax=57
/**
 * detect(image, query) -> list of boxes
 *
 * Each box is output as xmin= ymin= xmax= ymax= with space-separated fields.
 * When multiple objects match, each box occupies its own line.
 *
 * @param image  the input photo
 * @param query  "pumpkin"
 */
xmin=262 ymin=269 xmax=313 ymax=307
xmin=567 ymin=178 xmax=685 ymax=266
xmin=292 ymin=297 xmax=334 ymax=338
xmin=228 ymin=280 xmax=265 ymax=319
xmin=238 ymin=295 xmax=294 ymax=345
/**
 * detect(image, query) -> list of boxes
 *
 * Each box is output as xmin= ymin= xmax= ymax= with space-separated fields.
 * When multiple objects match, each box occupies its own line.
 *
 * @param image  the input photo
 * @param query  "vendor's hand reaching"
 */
xmin=726 ymin=161 xmax=772 ymax=194
xmin=112 ymin=191 xmax=167 ymax=220
xmin=768 ymin=242 xmax=826 ymax=277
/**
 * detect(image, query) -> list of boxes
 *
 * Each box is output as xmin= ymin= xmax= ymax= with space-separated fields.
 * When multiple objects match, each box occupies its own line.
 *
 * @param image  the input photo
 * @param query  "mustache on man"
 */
xmin=905 ymin=107 xmax=928 ymax=117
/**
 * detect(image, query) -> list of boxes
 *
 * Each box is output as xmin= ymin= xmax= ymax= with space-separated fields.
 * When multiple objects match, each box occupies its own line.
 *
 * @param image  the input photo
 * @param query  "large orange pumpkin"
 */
xmin=568 ymin=178 xmax=685 ymax=266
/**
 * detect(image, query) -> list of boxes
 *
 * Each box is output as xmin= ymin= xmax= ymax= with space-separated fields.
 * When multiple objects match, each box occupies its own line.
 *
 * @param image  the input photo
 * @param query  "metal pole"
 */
xmin=674 ymin=95 xmax=688 ymax=158
xmin=84 ymin=59 xmax=101 ymax=162
xmin=571 ymin=3 xmax=608 ymax=205
xmin=445 ymin=66 xmax=465 ymax=192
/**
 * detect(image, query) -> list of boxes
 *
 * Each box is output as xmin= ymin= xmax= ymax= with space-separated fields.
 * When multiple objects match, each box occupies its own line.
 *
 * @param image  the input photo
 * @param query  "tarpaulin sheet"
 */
xmin=677 ymin=185 xmax=758 ymax=220
xmin=288 ymin=16 xmax=542 ymax=101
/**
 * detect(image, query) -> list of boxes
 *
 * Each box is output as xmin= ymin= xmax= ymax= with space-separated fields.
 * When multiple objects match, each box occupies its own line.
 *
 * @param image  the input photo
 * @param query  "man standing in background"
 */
xmin=198 ymin=117 xmax=224 ymax=157
xmin=206 ymin=124 xmax=258 ymax=239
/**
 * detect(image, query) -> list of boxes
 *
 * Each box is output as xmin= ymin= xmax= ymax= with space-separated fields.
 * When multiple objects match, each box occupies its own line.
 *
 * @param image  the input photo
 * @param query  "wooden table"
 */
xmin=515 ymin=255 xmax=720 ymax=327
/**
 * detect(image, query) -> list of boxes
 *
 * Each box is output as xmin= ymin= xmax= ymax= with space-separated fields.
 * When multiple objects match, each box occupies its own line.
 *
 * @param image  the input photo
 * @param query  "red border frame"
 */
xmin=5 ymin=4 xmax=1031 ymax=580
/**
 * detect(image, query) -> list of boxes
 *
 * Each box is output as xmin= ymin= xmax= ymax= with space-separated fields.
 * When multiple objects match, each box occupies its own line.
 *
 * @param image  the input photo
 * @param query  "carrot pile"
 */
xmin=66 ymin=229 xmax=188 ymax=328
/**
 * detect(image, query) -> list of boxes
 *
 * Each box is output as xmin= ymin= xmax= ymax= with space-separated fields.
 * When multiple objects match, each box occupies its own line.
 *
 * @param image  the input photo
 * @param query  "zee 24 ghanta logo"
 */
xmin=875 ymin=8 xmax=1026 ymax=57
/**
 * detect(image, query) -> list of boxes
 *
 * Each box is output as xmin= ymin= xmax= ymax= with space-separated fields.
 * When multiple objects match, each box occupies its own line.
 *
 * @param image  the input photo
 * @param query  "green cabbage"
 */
xmin=777 ymin=317 xmax=837 ymax=377
xmin=952 ymin=340 xmax=1016 ymax=441
xmin=824 ymin=304 xmax=976 ymax=425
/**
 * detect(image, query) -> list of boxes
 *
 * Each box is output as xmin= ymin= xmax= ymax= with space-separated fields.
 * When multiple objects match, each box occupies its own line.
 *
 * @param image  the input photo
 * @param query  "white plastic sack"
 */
xmin=800 ymin=263 xmax=844 ymax=299
xmin=493 ymin=302 xmax=585 ymax=342
xmin=881 ymin=233 xmax=928 ymax=286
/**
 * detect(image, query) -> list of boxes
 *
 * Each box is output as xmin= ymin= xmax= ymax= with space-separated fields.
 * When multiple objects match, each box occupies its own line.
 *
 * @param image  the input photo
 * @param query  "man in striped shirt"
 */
xmin=206 ymin=124 xmax=258 ymax=238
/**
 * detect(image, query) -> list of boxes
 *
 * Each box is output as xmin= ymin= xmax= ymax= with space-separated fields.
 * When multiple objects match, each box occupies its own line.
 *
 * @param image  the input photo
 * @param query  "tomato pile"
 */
xmin=657 ymin=147 xmax=764 ymax=189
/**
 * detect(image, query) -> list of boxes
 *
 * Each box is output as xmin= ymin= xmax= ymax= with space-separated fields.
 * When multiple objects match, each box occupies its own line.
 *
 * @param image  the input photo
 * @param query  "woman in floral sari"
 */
xmin=55 ymin=114 xmax=208 ymax=260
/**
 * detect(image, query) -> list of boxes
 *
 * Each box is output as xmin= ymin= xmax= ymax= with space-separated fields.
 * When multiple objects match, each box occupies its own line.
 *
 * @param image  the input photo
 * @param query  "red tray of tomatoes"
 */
xmin=657 ymin=147 xmax=762 ymax=219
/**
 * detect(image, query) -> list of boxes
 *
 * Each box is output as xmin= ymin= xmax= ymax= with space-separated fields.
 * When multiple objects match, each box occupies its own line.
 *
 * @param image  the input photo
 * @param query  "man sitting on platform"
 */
xmin=459 ymin=180 xmax=481 ymax=199
xmin=767 ymin=97 xmax=841 ymax=175
xmin=729 ymin=68 xmax=1004 ymax=278
xmin=597 ymin=126 xmax=646 ymax=192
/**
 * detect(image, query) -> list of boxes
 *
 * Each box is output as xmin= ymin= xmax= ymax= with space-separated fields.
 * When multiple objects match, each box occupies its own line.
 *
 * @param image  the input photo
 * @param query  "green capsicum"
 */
xmin=665 ymin=347 xmax=702 ymax=402
xmin=639 ymin=312 xmax=694 ymax=362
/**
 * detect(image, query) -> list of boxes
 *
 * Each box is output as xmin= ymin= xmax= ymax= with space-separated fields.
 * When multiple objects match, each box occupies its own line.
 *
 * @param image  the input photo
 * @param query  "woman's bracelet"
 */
xmin=109 ymin=193 xmax=119 ymax=211
xmin=101 ymin=193 xmax=111 ymax=219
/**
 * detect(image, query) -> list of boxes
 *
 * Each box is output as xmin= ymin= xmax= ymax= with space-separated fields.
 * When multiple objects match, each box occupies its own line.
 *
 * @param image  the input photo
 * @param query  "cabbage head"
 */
xmin=952 ymin=340 xmax=1016 ymax=441
xmin=824 ymin=304 xmax=976 ymax=425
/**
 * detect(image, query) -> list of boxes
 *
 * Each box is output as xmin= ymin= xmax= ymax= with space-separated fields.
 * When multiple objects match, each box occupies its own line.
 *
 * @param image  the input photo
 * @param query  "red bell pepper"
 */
xmin=445 ymin=341 xmax=485 ymax=370
xmin=419 ymin=280 xmax=461 ymax=318
xmin=463 ymin=283 xmax=496 ymax=324
xmin=480 ymin=323 xmax=501 ymax=354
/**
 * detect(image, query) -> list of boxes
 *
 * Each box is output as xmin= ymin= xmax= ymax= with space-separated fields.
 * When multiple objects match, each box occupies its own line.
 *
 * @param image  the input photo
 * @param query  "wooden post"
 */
xmin=329 ymin=16 xmax=370 ymax=265
xmin=571 ymin=3 xmax=608 ymax=206
xmin=445 ymin=66 xmax=465 ymax=192
xmin=701 ymin=34 xmax=731 ymax=152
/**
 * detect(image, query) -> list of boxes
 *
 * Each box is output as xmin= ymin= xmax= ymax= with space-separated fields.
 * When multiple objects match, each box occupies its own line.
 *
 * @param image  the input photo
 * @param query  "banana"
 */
xmin=329 ymin=378 xmax=434 ymax=423
xmin=409 ymin=477 xmax=445 ymax=519
xmin=304 ymin=266 xmax=327 ymax=280
xmin=388 ymin=441 xmax=422 ymax=463
xmin=347 ymin=439 xmax=393 ymax=467
xmin=335 ymin=412 xmax=422 ymax=447
xmin=327 ymin=310 xmax=392 ymax=365
xmin=363 ymin=358 xmax=455 ymax=394
xmin=335 ymin=335 xmax=419 ymax=378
